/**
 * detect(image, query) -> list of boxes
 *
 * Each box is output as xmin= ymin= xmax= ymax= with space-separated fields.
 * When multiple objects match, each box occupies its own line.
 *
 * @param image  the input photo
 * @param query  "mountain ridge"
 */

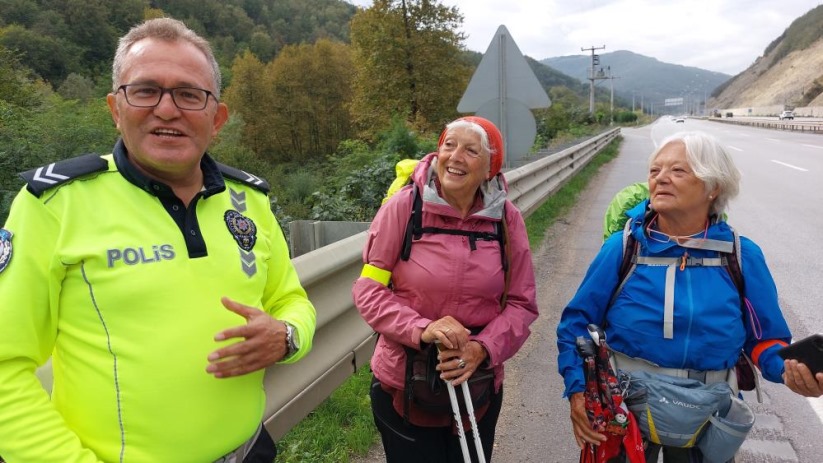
xmin=541 ymin=50 xmax=730 ymax=114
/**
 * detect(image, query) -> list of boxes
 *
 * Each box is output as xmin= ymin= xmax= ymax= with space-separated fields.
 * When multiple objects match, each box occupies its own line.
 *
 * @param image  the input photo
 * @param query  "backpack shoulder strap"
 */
xmin=400 ymin=184 xmax=422 ymax=261
xmin=618 ymin=218 xmax=636 ymax=282
xmin=723 ymin=227 xmax=745 ymax=301
xmin=608 ymin=218 xmax=637 ymax=306
xmin=499 ymin=203 xmax=510 ymax=309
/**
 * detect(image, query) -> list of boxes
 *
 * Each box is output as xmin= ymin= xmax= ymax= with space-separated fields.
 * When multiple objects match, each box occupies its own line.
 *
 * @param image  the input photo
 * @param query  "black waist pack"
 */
xmin=403 ymin=343 xmax=494 ymax=420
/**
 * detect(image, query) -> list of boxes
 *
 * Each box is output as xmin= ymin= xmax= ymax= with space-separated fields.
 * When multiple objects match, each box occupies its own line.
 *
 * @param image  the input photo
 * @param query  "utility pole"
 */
xmin=582 ymin=45 xmax=606 ymax=114
xmin=607 ymin=66 xmax=620 ymax=125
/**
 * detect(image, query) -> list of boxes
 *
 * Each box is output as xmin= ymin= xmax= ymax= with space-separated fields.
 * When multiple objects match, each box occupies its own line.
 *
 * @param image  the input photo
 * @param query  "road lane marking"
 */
xmin=766 ymin=138 xmax=781 ymax=142
xmin=771 ymin=160 xmax=808 ymax=171
xmin=802 ymin=144 xmax=823 ymax=149
xmin=810 ymin=396 xmax=823 ymax=425
xmin=727 ymin=145 xmax=743 ymax=152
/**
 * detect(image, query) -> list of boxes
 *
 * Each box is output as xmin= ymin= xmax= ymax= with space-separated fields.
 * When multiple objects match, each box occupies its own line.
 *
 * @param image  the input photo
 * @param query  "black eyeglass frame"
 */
xmin=116 ymin=84 xmax=218 ymax=111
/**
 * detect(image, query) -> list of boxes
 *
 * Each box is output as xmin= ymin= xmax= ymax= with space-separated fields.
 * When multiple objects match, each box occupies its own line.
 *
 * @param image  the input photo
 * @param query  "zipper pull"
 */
xmin=680 ymin=251 xmax=688 ymax=271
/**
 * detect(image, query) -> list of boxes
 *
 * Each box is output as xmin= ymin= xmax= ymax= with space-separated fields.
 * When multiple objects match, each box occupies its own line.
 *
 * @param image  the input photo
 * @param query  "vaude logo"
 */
xmin=673 ymin=400 xmax=700 ymax=409
xmin=659 ymin=396 xmax=700 ymax=409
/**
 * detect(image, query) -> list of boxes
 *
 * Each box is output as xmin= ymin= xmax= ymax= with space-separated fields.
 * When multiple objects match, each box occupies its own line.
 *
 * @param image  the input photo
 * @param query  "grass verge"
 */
xmin=277 ymin=136 xmax=623 ymax=462
xmin=525 ymin=137 xmax=622 ymax=248
xmin=277 ymin=367 xmax=376 ymax=462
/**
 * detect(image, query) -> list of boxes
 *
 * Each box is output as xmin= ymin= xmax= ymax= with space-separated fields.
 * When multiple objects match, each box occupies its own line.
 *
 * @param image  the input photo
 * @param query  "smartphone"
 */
xmin=778 ymin=333 xmax=823 ymax=375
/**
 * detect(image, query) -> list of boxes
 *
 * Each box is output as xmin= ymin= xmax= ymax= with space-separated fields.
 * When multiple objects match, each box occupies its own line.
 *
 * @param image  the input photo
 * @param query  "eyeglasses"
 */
xmin=117 ymin=84 xmax=217 ymax=111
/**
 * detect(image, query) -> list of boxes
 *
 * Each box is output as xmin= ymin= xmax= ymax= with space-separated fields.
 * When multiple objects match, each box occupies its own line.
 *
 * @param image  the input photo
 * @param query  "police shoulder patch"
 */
xmin=0 ymin=228 xmax=13 ymax=274
xmin=216 ymin=162 xmax=270 ymax=194
xmin=20 ymin=153 xmax=109 ymax=197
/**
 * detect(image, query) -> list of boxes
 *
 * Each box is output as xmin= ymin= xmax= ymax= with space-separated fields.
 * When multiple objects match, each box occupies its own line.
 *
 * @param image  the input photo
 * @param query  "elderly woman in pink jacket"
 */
xmin=352 ymin=116 xmax=539 ymax=462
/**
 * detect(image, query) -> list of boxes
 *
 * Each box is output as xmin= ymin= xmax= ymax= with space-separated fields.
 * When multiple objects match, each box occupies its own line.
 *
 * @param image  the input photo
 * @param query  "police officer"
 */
xmin=0 ymin=18 xmax=316 ymax=462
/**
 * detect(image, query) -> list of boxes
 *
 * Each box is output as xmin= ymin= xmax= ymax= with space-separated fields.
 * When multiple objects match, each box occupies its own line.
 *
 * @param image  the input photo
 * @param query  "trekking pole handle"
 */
xmin=587 ymin=324 xmax=606 ymax=345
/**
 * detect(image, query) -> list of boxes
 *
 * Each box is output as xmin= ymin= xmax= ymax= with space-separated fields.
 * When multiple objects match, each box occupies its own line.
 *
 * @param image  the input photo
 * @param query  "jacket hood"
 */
xmin=411 ymin=152 xmax=508 ymax=220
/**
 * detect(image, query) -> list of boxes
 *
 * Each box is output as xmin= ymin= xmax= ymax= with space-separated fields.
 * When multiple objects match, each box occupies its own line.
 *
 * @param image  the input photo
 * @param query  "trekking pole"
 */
xmin=460 ymin=380 xmax=487 ymax=463
xmin=437 ymin=340 xmax=484 ymax=463
xmin=445 ymin=380 xmax=472 ymax=463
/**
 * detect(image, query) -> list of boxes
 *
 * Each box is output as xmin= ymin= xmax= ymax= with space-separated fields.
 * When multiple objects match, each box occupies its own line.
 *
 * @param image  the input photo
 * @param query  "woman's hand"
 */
xmin=436 ymin=340 xmax=488 ymax=386
xmin=421 ymin=315 xmax=470 ymax=350
xmin=783 ymin=359 xmax=823 ymax=398
xmin=569 ymin=392 xmax=607 ymax=449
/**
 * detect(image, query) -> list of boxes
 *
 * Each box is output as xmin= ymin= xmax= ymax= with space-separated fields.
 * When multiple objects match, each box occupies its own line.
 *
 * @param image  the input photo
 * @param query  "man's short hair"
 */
xmin=111 ymin=17 xmax=221 ymax=98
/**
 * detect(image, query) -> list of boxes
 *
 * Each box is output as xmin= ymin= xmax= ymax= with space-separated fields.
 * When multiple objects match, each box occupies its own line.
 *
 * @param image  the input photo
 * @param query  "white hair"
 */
xmin=649 ymin=131 xmax=741 ymax=217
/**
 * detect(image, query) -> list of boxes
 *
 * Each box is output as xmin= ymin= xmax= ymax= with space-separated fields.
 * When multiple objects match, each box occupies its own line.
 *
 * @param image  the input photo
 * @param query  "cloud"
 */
xmin=346 ymin=0 xmax=822 ymax=75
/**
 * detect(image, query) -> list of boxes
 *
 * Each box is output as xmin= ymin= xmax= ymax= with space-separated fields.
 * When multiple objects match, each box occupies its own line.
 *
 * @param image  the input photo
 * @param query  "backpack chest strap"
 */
xmin=635 ymin=256 xmax=723 ymax=267
xmin=676 ymin=238 xmax=734 ymax=253
xmin=634 ymin=255 xmax=724 ymax=339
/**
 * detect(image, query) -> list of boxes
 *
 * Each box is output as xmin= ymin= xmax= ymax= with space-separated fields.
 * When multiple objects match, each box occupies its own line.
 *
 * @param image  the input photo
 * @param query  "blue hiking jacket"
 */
xmin=557 ymin=200 xmax=792 ymax=397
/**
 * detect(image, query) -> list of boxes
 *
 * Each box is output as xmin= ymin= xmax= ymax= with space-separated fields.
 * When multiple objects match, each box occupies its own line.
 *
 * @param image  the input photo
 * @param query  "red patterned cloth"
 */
xmin=577 ymin=328 xmax=644 ymax=463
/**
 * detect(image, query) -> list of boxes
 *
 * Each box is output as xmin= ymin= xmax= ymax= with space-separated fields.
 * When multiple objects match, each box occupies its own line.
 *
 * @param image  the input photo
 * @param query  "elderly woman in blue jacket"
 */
xmin=557 ymin=131 xmax=815 ymax=462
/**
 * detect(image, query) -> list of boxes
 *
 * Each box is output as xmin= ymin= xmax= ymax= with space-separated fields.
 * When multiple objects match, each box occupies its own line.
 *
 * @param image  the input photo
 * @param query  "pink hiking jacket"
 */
xmin=352 ymin=153 xmax=538 ymax=392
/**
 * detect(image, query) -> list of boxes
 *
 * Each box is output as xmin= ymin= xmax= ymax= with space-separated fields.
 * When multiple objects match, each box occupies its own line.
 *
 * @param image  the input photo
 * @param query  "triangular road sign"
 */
xmin=457 ymin=25 xmax=550 ymax=112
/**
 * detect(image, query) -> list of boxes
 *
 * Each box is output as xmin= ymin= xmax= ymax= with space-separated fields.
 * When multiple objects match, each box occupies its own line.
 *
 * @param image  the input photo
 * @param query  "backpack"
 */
xmin=606 ymin=190 xmax=761 ymax=397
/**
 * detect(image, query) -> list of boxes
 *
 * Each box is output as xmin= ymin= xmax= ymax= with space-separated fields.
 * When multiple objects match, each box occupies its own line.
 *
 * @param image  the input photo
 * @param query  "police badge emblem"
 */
xmin=224 ymin=210 xmax=257 ymax=252
xmin=0 ymin=228 xmax=13 ymax=274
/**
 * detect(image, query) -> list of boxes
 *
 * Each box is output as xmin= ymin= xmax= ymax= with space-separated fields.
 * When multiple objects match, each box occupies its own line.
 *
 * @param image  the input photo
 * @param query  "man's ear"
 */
xmin=106 ymin=93 xmax=121 ymax=130
xmin=212 ymin=102 xmax=229 ymax=136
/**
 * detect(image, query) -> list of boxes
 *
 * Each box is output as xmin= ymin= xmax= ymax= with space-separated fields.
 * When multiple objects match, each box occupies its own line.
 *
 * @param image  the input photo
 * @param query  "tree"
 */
xmin=249 ymin=28 xmax=277 ymax=62
xmin=0 ymin=24 xmax=83 ymax=85
xmin=223 ymin=50 xmax=271 ymax=155
xmin=225 ymin=41 xmax=354 ymax=164
xmin=61 ymin=0 xmax=120 ymax=70
xmin=0 ymin=0 xmax=42 ymax=27
xmin=266 ymin=39 xmax=354 ymax=162
xmin=349 ymin=0 xmax=471 ymax=138
xmin=57 ymin=73 xmax=95 ymax=102
xmin=0 ymin=45 xmax=43 ymax=108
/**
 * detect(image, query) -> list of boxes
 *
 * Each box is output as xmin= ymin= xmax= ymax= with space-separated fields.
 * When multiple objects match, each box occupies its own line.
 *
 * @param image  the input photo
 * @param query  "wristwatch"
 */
xmin=283 ymin=321 xmax=299 ymax=359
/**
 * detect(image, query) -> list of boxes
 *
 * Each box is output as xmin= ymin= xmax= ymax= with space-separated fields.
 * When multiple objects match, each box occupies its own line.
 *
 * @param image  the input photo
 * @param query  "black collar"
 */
xmin=112 ymin=138 xmax=226 ymax=199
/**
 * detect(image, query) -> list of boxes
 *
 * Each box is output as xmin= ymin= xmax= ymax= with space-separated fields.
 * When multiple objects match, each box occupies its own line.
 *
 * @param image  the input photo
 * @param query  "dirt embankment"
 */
xmin=711 ymin=37 xmax=823 ymax=110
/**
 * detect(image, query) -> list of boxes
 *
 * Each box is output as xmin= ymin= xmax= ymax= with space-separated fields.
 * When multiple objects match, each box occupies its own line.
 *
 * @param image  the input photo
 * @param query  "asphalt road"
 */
xmin=355 ymin=120 xmax=823 ymax=462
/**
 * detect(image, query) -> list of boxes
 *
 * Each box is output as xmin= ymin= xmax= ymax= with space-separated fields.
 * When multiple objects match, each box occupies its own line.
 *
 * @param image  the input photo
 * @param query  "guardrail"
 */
xmin=262 ymin=127 xmax=621 ymax=439
xmin=708 ymin=117 xmax=823 ymax=134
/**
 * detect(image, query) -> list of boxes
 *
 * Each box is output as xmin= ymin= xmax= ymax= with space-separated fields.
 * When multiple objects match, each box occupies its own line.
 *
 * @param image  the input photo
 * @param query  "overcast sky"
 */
xmin=346 ymin=0 xmax=822 ymax=75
